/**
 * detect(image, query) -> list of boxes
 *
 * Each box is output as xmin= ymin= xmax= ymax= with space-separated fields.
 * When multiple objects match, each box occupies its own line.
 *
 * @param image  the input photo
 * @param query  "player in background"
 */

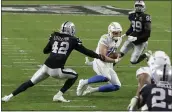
xmin=77 ymin=22 xmax=123 ymax=96
xmin=138 ymin=65 xmax=172 ymax=111
xmin=128 ymin=50 xmax=171 ymax=110
xmin=1 ymin=21 xmax=105 ymax=103
xmin=119 ymin=0 xmax=152 ymax=65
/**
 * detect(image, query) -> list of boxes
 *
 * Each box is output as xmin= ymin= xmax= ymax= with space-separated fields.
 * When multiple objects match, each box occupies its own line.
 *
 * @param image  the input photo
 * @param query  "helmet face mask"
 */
xmin=134 ymin=1 xmax=146 ymax=13
xmin=108 ymin=22 xmax=122 ymax=40
xmin=110 ymin=31 xmax=121 ymax=40
xmin=60 ymin=21 xmax=76 ymax=36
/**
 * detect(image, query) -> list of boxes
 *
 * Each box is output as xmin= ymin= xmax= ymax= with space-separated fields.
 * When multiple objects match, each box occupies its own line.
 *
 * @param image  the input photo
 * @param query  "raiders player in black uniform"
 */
xmin=139 ymin=65 xmax=172 ymax=111
xmin=1 ymin=21 xmax=105 ymax=103
xmin=119 ymin=0 xmax=152 ymax=64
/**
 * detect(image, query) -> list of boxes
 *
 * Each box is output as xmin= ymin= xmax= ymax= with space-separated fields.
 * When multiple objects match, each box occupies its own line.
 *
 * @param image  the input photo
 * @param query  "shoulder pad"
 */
xmin=143 ymin=14 xmax=151 ymax=22
xmin=101 ymin=34 xmax=108 ymax=39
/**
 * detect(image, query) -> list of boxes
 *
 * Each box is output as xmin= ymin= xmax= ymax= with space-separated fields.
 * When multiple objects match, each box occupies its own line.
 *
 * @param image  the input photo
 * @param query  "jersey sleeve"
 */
xmin=99 ymin=35 xmax=108 ymax=47
xmin=75 ymin=37 xmax=82 ymax=46
xmin=43 ymin=34 xmax=53 ymax=54
xmin=144 ymin=14 xmax=151 ymax=23
xmin=140 ymin=84 xmax=152 ymax=104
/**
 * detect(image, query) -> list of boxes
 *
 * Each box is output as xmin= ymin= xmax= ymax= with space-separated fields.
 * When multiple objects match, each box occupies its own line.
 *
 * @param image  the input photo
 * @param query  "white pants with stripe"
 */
xmin=120 ymin=40 xmax=148 ymax=63
xmin=31 ymin=64 xmax=77 ymax=84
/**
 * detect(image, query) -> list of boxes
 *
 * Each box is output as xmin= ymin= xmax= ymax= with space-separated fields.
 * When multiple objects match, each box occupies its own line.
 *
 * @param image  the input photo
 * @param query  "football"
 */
xmin=108 ymin=52 xmax=119 ymax=59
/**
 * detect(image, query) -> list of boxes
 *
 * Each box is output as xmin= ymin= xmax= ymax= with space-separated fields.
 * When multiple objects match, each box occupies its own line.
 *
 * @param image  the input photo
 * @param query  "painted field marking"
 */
xmin=61 ymin=105 xmax=96 ymax=108
xmin=2 ymin=37 xmax=171 ymax=42
xmin=1 ymin=84 xmax=137 ymax=87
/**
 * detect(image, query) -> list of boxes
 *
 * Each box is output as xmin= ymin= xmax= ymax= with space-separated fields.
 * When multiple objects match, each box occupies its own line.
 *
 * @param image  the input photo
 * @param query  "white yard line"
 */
xmin=61 ymin=106 xmax=96 ymax=108
xmin=1 ymin=84 xmax=137 ymax=87
xmin=2 ymin=37 xmax=171 ymax=42
xmin=2 ymin=64 xmax=140 ymax=68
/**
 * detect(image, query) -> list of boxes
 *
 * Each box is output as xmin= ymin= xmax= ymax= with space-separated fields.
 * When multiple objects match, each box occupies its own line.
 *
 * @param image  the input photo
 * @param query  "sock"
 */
xmin=57 ymin=91 xmax=63 ymax=96
xmin=60 ymin=75 xmax=78 ymax=93
xmin=8 ymin=94 xmax=13 ymax=98
xmin=88 ymin=75 xmax=108 ymax=84
xmin=12 ymin=80 xmax=34 ymax=96
xmin=89 ymin=87 xmax=99 ymax=93
xmin=98 ymin=84 xmax=120 ymax=92
xmin=131 ymin=54 xmax=147 ymax=64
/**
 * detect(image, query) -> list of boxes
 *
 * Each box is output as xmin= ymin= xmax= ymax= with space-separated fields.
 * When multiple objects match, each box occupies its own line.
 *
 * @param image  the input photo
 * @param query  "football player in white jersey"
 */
xmin=128 ymin=50 xmax=171 ymax=110
xmin=76 ymin=22 xmax=123 ymax=96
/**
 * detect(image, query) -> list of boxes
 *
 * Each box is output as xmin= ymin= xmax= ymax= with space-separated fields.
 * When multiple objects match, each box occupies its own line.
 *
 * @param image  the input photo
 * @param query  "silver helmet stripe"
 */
xmin=62 ymin=21 xmax=69 ymax=32
xmin=163 ymin=64 xmax=167 ymax=81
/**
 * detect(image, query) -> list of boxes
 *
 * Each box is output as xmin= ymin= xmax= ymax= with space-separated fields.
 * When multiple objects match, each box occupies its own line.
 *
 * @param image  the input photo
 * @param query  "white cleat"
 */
xmin=76 ymin=79 xmax=87 ymax=96
xmin=53 ymin=94 xmax=70 ymax=103
xmin=82 ymin=86 xmax=92 ymax=96
xmin=2 ymin=95 xmax=11 ymax=102
xmin=145 ymin=50 xmax=153 ymax=60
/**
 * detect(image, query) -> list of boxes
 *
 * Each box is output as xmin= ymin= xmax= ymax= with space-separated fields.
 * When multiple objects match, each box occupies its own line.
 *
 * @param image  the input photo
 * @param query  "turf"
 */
xmin=1 ymin=0 xmax=171 ymax=111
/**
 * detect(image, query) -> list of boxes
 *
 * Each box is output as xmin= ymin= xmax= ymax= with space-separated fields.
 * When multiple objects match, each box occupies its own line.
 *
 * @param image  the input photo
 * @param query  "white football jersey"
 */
xmin=95 ymin=34 xmax=122 ymax=55
xmin=94 ymin=34 xmax=122 ymax=68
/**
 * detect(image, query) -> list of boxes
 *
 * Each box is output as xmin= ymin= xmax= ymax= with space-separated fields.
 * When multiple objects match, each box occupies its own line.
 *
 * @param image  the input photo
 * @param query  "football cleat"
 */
xmin=2 ymin=95 xmax=11 ymax=102
xmin=53 ymin=94 xmax=70 ymax=102
xmin=76 ymin=79 xmax=87 ymax=96
xmin=82 ymin=86 xmax=92 ymax=96
xmin=145 ymin=50 xmax=152 ymax=60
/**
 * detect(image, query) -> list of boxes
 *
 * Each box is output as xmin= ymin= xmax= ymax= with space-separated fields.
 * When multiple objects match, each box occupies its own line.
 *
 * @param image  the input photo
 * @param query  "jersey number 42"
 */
xmin=52 ymin=41 xmax=69 ymax=55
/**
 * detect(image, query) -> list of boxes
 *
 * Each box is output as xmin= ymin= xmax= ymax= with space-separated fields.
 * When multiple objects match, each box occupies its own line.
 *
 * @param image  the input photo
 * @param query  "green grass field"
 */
xmin=1 ymin=0 xmax=171 ymax=111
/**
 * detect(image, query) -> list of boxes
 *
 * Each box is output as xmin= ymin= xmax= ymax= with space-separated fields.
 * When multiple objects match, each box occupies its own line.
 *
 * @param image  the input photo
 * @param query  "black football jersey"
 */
xmin=126 ymin=12 xmax=151 ymax=45
xmin=140 ymin=84 xmax=172 ymax=111
xmin=43 ymin=32 xmax=100 ymax=68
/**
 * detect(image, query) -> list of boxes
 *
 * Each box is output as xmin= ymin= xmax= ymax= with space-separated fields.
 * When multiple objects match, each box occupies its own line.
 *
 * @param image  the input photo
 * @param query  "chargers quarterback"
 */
xmin=77 ymin=22 xmax=123 ymax=96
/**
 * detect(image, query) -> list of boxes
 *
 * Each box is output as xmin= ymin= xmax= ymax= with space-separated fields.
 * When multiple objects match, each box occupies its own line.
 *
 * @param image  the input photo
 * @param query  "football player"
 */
xmin=128 ymin=51 xmax=171 ymax=110
xmin=119 ymin=0 xmax=152 ymax=64
xmin=76 ymin=22 xmax=123 ymax=96
xmin=1 ymin=21 xmax=105 ymax=103
xmin=138 ymin=65 xmax=172 ymax=111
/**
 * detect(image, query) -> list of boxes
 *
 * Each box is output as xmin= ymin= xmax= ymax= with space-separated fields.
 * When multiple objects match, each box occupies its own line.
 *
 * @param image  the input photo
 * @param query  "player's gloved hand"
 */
xmin=98 ymin=54 xmax=105 ymax=61
xmin=128 ymin=36 xmax=137 ymax=42
xmin=114 ymin=57 xmax=121 ymax=63
xmin=128 ymin=96 xmax=139 ymax=111
xmin=121 ymin=34 xmax=126 ymax=38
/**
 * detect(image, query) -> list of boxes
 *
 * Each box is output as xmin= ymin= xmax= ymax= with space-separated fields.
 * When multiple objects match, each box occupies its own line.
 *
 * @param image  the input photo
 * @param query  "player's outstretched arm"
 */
xmin=75 ymin=45 xmax=104 ymax=61
xmin=43 ymin=41 xmax=51 ymax=54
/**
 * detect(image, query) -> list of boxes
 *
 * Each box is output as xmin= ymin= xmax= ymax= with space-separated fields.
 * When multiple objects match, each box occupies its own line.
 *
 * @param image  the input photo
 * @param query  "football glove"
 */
xmin=128 ymin=96 xmax=139 ymax=111
xmin=128 ymin=36 xmax=137 ymax=42
xmin=121 ymin=34 xmax=126 ymax=38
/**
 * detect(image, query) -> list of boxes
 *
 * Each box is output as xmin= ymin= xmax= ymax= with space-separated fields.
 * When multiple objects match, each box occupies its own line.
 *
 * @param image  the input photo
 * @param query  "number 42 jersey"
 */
xmin=43 ymin=32 xmax=99 ymax=69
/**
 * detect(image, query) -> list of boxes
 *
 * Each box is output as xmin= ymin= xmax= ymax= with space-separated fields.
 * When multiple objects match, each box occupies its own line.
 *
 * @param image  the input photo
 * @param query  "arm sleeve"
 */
xmin=99 ymin=36 xmax=108 ymax=47
xmin=137 ymin=22 xmax=151 ymax=39
xmin=43 ymin=36 xmax=52 ymax=54
xmin=75 ymin=45 xmax=100 ymax=59
xmin=126 ymin=24 xmax=133 ymax=36
xmin=139 ymin=84 xmax=151 ymax=107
